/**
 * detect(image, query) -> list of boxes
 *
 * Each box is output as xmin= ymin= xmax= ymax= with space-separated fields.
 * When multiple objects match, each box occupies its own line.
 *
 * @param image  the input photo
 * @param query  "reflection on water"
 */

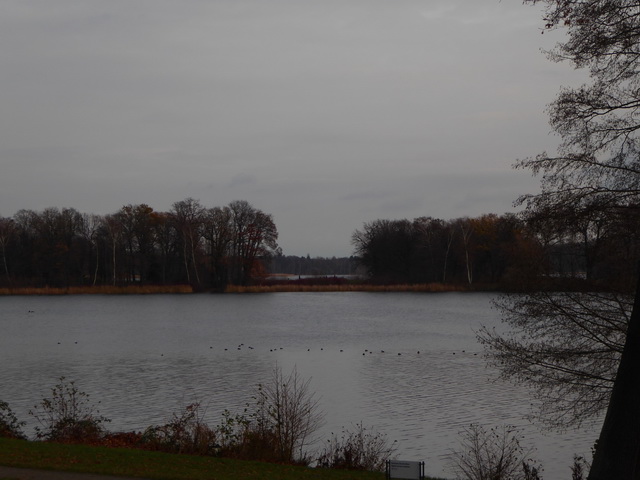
xmin=0 ymin=292 xmax=598 ymax=478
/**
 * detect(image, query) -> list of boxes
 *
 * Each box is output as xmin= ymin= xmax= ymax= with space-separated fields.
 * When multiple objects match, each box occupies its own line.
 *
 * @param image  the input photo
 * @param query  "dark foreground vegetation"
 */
xmin=0 ymin=373 xmax=403 ymax=478
xmin=1 ymin=376 xmax=558 ymax=480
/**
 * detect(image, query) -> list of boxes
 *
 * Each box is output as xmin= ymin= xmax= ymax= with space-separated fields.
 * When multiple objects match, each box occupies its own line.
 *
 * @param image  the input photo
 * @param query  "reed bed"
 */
xmin=225 ymin=283 xmax=467 ymax=293
xmin=0 ymin=285 xmax=193 ymax=295
xmin=0 ymin=283 xmax=472 ymax=295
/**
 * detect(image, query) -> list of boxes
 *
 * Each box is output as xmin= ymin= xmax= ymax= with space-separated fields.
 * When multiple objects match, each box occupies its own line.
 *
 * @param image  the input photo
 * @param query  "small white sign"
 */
xmin=388 ymin=460 xmax=423 ymax=480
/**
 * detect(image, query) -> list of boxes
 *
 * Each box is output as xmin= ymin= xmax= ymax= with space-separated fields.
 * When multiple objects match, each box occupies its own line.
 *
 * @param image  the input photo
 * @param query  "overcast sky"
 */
xmin=0 ymin=1 xmax=586 ymax=257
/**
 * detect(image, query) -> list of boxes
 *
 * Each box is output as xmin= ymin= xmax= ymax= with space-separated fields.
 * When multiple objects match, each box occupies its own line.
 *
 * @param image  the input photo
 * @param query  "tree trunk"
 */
xmin=183 ymin=241 xmax=191 ymax=284
xmin=0 ymin=240 xmax=10 ymax=284
xmin=465 ymin=248 xmax=472 ymax=285
xmin=443 ymin=232 xmax=453 ymax=283
xmin=588 ymin=264 xmax=640 ymax=479
xmin=190 ymin=235 xmax=200 ymax=285
xmin=112 ymin=239 xmax=117 ymax=286
xmin=92 ymin=242 xmax=99 ymax=286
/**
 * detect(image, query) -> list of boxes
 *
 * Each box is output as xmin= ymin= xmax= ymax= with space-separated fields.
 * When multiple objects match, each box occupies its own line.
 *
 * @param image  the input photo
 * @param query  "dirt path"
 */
xmin=0 ymin=466 xmax=151 ymax=480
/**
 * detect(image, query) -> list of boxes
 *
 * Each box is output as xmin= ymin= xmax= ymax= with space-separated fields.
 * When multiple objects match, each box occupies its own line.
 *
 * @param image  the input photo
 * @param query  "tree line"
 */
xmin=0 ymin=198 xmax=280 ymax=289
xmin=268 ymin=255 xmax=357 ymax=277
xmin=5 ymin=197 xmax=639 ymax=291
xmin=351 ymin=209 xmax=640 ymax=290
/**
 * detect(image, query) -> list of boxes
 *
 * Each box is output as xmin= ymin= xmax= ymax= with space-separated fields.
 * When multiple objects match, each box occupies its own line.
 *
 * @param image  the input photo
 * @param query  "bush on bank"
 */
xmin=0 ymin=374 xmax=396 ymax=472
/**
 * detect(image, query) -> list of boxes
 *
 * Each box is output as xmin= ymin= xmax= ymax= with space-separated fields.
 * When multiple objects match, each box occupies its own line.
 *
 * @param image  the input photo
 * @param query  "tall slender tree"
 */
xmin=79 ymin=214 xmax=103 ymax=286
xmin=103 ymin=214 xmax=123 ymax=286
xmin=0 ymin=217 xmax=15 ymax=285
xmin=171 ymin=198 xmax=205 ymax=286
xmin=203 ymin=206 xmax=233 ymax=288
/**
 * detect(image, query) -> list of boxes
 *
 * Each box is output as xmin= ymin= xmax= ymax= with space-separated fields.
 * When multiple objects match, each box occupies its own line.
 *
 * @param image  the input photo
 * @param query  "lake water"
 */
xmin=0 ymin=292 xmax=599 ymax=478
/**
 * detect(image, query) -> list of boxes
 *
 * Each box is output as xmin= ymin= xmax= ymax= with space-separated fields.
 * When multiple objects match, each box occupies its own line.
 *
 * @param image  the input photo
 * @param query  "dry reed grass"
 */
xmin=0 ymin=285 xmax=193 ymax=295
xmin=0 ymin=283 xmax=471 ymax=295
xmin=225 ymin=283 xmax=467 ymax=293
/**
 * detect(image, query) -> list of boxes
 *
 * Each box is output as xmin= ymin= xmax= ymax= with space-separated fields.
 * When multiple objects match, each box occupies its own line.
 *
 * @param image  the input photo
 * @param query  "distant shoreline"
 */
xmin=0 ymin=282 xmax=476 ymax=295
xmin=225 ymin=282 xmax=471 ymax=293
xmin=0 ymin=285 xmax=194 ymax=295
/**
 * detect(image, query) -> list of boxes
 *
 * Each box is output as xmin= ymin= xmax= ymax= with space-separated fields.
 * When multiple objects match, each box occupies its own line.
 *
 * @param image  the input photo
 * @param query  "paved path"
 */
xmin=0 ymin=466 xmax=151 ymax=480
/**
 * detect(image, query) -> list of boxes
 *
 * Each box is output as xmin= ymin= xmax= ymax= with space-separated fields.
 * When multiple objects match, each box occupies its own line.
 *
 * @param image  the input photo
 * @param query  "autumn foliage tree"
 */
xmin=351 ymin=213 xmax=542 ymax=286
xmin=227 ymin=200 xmax=280 ymax=285
xmin=0 ymin=199 xmax=279 ymax=289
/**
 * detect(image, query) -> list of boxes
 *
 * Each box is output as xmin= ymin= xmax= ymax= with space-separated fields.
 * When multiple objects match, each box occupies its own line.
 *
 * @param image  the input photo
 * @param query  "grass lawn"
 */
xmin=0 ymin=438 xmax=402 ymax=480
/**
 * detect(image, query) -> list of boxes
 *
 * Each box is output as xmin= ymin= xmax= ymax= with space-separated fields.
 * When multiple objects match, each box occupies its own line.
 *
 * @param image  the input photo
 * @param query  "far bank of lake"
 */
xmin=0 ymin=281 xmax=470 ymax=295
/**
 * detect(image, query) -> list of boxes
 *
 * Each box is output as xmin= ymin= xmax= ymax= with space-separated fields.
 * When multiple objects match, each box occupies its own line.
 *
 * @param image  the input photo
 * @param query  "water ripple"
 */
xmin=0 ymin=293 xmax=599 ymax=478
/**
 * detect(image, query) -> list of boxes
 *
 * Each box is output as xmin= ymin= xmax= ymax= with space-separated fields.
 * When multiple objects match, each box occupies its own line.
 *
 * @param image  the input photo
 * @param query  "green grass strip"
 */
xmin=0 ymin=439 xmax=394 ymax=480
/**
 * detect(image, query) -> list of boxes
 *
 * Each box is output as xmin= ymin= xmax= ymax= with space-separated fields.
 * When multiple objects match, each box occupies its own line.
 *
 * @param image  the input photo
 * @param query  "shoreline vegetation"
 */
xmin=0 ymin=374 xmax=447 ymax=480
xmin=0 ymin=277 xmax=608 ymax=295
xmin=0 ymin=284 xmax=195 ymax=295
xmin=225 ymin=282 xmax=470 ymax=293
xmin=0 ymin=281 xmax=475 ymax=295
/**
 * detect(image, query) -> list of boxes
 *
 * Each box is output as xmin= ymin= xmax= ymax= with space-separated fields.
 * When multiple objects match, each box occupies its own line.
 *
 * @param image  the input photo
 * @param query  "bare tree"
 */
xmin=115 ymin=204 xmax=158 ymax=284
xmin=507 ymin=1 xmax=640 ymax=477
xmin=458 ymin=218 xmax=474 ymax=285
xmin=227 ymin=200 xmax=279 ymax=285
xmin=443 ymin=225 xmax=455 ymax=283
xmin=351 ymin=219 xmax=418 ymax=283
xmin=103 ymin=214 xmax=123 ymax=286
xmin=203 ymin=206 xmax=233 ymax=288
xmin=518 ymin=1 xmax=640 ymax=214
xmin=448 ymin=424 xmax=541 ymax=480
xmin=479 ymin=292 xmax=631 ymax=430
xmin=171 ymin=198 xmax=205 ymax=286
xmin=79 ymin=214 xmax=103 ymax=286
xmin=0 ymin=217 xmax=15 ymax=285
xmin=152 ymin=212 xmax=178 ymax=285
xmin=252 ymin=365 xmax=324 ymax=463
